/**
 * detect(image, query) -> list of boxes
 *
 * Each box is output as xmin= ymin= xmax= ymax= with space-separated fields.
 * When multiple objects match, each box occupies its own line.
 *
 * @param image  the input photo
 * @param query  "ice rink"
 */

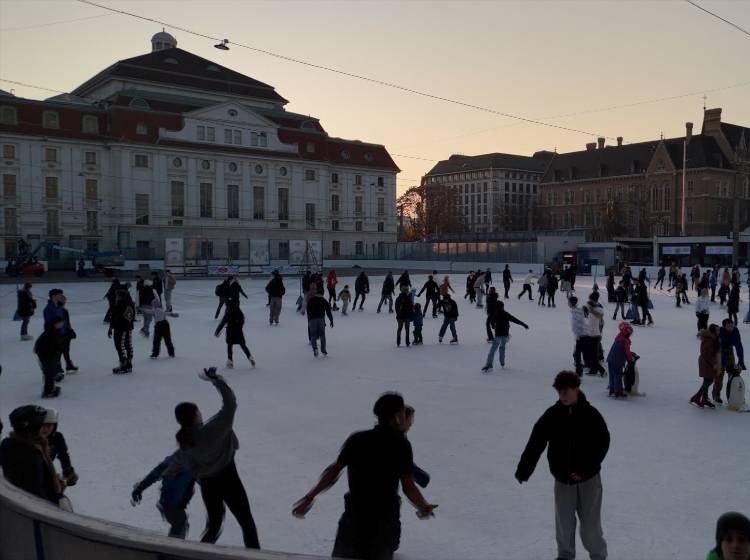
xmin=1 ymin=272 xmax=748 ymax=559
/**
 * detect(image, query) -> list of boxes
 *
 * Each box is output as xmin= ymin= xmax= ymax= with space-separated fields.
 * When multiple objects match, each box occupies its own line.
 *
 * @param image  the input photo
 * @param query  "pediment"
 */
xmin=186 ymin=102 xmax=276 ymax=128
xmin=646 ymin=142 xmax=676 ymax=174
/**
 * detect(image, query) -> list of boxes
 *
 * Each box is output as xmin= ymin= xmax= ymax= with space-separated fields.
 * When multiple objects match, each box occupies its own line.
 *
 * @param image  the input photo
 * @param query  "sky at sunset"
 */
xmin=1 ymin=0 xmax=749 ymax=194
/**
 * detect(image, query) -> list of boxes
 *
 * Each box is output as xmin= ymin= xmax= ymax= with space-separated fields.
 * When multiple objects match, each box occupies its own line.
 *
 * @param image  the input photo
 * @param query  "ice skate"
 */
xmin=226 ymin=359 xmax=234 ymax=369
xmin=20 ymin=334 xmax=33 ymax=341
xmin=42 ymin=387 xmax=61 ymax=398
xmin=248 ymin=355 xmax=256 ymax=368
xmin=701 ymin=398 xmax=716 ymax=408
xmin=449 ymin=338 xmax=458 ymax=345
xmin=481 ymin=365 xmax=492 ymax=373
xmin=65 ymin=364 xmax=79 ymax=372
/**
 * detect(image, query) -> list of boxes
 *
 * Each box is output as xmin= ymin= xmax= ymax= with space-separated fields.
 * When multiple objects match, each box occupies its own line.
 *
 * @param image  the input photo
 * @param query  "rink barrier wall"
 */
xmin=0 ymin=476 xmax=333 ymax=560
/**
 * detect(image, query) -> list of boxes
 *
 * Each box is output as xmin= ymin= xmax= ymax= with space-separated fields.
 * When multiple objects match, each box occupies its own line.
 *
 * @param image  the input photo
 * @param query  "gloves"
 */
xmin=64 ymin=469 xmax=78 ymax=487
xmin=131 ymin=484 xmax=143 ymax=506
xmin=199 ymin=367 xmax=220 ymax=381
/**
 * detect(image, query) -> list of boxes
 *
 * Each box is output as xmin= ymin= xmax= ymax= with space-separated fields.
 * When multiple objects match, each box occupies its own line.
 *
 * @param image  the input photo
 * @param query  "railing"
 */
xmin=0 ymin=476 xmax=332 ymax=560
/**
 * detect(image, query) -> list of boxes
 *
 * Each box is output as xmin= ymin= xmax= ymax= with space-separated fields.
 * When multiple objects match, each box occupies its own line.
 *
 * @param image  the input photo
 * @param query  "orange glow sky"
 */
xmin=2 ymin=1 xmax=749 ymax=194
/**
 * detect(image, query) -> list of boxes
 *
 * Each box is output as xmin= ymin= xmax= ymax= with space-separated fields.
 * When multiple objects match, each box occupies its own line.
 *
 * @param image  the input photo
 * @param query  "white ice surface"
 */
xmin=1 ymin=274 xmax=748 ymax=560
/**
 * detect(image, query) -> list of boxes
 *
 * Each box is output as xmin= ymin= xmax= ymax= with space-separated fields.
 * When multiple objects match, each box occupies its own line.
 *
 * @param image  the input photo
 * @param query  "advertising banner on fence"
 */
xmin=705 ymin=246 xmax=733 ymax=255
xmin=250 ymin=239 xmax=270 ymax=265
xmin=662 ymin=246 xmax=691 ymax=255
xmin=208 ymin=264 xmax=240 ymax=276
xmin=289 ymin=240 xmax=307 ymax=264
xmin=164 ymin=238 xmax=184 ymax=267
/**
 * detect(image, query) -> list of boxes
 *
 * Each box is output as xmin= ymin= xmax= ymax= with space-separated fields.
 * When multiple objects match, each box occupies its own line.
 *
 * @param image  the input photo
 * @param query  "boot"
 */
xmin=481 ymin=365 xmax=492 ymax=373
xmin=42 ymin=387 xmax=61 ymax=398
xmin=65 ymin=364 xmax=79 ymax=372
xmin=226 ymin=359 xmax=234 ymax=369
xmin=689 ymin=394 xmax=703 ymax=407
xmin=701 ymin=398 xmax=716 ymax=408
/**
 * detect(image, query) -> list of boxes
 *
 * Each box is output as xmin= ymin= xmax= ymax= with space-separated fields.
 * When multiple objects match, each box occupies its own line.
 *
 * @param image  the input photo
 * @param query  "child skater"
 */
xmin=606 ymin=321 xmax=636 ymax=398
xmin=412 ymin=303 xmax=424 ymax=345
xmin=338 ymin=285 xmax=352 ymax=316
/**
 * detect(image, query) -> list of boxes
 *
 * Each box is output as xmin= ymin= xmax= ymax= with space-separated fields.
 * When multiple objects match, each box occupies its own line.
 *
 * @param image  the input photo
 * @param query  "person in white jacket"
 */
xmin=695 ymin=288 xmax=711 ymax=334
xmin=518 ymin=270 xmax=537 ymax=301
xmin=568 ymin=296 xmax=586 ymax=375
xmin=473 ymin=272 xmax=486 ymax=308
xmin=582 ymin=292 xmax=606 ymax=376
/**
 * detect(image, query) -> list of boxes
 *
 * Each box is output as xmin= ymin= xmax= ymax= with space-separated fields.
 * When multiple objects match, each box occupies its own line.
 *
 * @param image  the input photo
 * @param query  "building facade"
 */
xmin=0 ymin=32 xmax=399 ymax=263
xmin=539 ymin=108 xmax=750 ymax=240
xmin=421 ymin=151 xmax=554 ymax=233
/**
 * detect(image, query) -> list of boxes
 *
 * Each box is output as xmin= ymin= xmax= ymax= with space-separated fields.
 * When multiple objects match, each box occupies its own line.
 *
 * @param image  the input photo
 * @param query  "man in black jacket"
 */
xmin=394 ymin=286 xmax=414 ymax=347
xmin=265 ymin=271 xmax=285 ymax=325
xmin=438 ymin=294 xmax=459 ymax=344
xmin=353 ymin=272 xmax=369 ymax=311
xmin=417 ymin=275 xmax=439 ymax=318
xmin=377 ymin=272 xmax=395 ymax=314
xmin=34 ymin=317 xmax=65 ymax=398
xmin=0 ymin=405 xmax=61 ymax=505
xmin=502 ymin=265 xmax=513 ymax=299
xmin=482 ymin=301 xmax=528 ymax=371
xmin=307 ymin=293 xmax=334 ymax=357
xmin=515 ymin=371 xmax=609 ymax=560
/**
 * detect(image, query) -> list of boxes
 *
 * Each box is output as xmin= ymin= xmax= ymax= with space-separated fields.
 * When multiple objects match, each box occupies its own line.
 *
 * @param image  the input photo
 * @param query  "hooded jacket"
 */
xmin=582 ymin=300 xmax=604 ymax=337
xmin=515 ymin=392 xmax=610 ymax=485
xmin=606 ymin=332 xmax=634 ymax=371
xmin=0 ymin=433 xmax=61 ymax=504
xmin=699 ymin=329 xmax=720 ymax=379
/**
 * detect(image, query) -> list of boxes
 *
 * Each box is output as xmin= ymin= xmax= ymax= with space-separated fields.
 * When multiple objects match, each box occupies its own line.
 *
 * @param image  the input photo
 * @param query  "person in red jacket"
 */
xmin=326 ymin=270 xmax=339 ymax=311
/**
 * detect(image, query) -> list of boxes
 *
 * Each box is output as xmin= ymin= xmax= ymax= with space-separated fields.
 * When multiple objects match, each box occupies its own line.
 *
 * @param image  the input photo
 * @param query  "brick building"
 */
xmin=0 ymin=32 xmax=399 ymax=263
xmin=539 ymin=108 xmax=750 ymax=240
xmin=421 ymin=151 xmax=554 ymax=232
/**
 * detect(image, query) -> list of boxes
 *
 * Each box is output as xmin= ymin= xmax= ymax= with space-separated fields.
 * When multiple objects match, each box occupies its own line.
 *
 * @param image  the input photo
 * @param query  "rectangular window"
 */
xmin=377 ymin=176 xmax=384 ymax=187
xmin=43 ymin=111 xmax=59 ymax=129
xmin=136 ymin=122 xmax=148 ymax=135
xmin=331 ymin=172 xmax=339 ymax=184
xmin=355 ymin=221 xmax=363 ymax=232
xmin=4 ymin=208 xmax=17 ymax=234
xmin=331 ymin=220 xmax=340 ymax=231
xmin=306 ymin=142 xmax=316 ymax=153
xmin=206 ymin=127 xmax=215 ymax=142
xmin=227 ymin=184 xmax=240 ymax=219
xmin=197 ymin=125 xmax=205 ymax=141
xmin=46 ymin=209 xmax=59 ymax=235
xmin=228 ymin=241 xmax=240 ymax=260
xmin=355 ymin=175 xmax=362 ymax=186
xmin=224 ymin=129 xmax=233 ymax=143
xmin=135 ymin=193 xmax=149 ymax=225
xmin=279 ymin=241 xmax=289 ymax=260
xmin=200 ymin=241 xmax=213 ymax=259
xmin=278 ymin=187 xmax=289 ymax=221
xmin=200 ymin=183 xmax=213 ymax=218
xmin=45 ymin=176 xmax=59 ymax=199
xmin=1 ymin=106 xmax=17 ymax=125
xmin=2 ymin=174 xmax=16 ymax=198
xmin=85 ymin=178 xmax=98 ymax=201
xmin=86 ymin=210 xmax=98 ymax=233
xmin=45 ymin=148 xmax=57 ymax=162
xmin=331 ymin=194 xmax=340 ymax=213
xmin=134 ymin=154 xmax=149 ymax=168
xmin=355 ymin=195 xmax=363 ymax=214
xmin=259 ymin=132 xmax=267 ymax=147
xmin=250 ymin=132 xmax=258 ymax=146
xmin=170 ymin=181 xmax=185 ymax=217
xmin=84 ymin=151 xmax=96 ymax=165
xmin=332 ymin=240 xmax=340 ymax=256
xmin=82 ymin=115 xmax=98 ymax=133
xmin=377 ymin=221 xmax=385 ymax=232
xmin=2 ymin=144 xmax=15 ymax=159
xmin=233 ymin=130 xmax=242 ymax=145
xmin=377 ymin=197 xmax=385 ymax=216
xmin=305 ymin=169 xmax=316 ymax=181
xmin=305 ymin=203 xmax=315 ymax=229
xmin=663 ymin=187 xmax=670 ymax=211
xmin=355 ymin=241 xmax=363 ymax=256
xmin=253 ymin=186 xmax=265 ymax=219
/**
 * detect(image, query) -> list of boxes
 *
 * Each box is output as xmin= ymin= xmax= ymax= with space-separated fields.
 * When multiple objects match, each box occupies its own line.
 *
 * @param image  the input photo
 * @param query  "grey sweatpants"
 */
xmin=269 ymin=297 xmax=282 ymax=324
xmin=554 ymin=473 xmax=607 ymax=560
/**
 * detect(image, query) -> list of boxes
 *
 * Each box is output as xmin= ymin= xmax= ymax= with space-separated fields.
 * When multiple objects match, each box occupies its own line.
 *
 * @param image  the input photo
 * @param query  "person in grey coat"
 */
xmin=167 ymin=369 xmax=260 ymax=548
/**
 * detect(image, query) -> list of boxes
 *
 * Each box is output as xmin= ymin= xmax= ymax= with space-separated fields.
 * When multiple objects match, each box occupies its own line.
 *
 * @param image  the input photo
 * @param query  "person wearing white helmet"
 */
xmin=40 ymin=408 xmax=78 ymax=487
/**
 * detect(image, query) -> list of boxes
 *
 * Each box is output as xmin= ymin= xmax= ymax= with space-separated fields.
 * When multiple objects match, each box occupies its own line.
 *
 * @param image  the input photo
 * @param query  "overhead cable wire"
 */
xmin=684 ymin=0 xmax=750 ymax=38
xmin=0 ymin=13 xmax=113 ymax=32
xmin=75 ymin=0 xmax=615 ymax=140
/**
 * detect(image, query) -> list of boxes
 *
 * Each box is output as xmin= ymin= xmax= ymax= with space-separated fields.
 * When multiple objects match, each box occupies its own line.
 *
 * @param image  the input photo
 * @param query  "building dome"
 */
xmin=151 ymin=30 xmax=177 ymax=52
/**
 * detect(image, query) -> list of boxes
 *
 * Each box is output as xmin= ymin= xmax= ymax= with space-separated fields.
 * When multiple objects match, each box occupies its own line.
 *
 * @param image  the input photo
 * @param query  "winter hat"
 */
xmin=715 ymin=512 xmax=750 ymax=552
xmin=144 ymin=279 xmax=153 ymax=287
xmin=48 ymin=288 xmax=63 ymax=298
xmin=373 ymin=392 xmax=406 ymax=424
xmin=44 ymin=408 xmax=59 ymax=424
xmin=9 ymin=405 xmax=47 ymax=434
xmin=618 ymin=321 xmax=634 ymax=335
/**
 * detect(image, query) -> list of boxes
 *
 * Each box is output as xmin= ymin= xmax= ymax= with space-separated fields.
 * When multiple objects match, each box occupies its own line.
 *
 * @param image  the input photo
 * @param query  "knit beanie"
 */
xmin=715 ymin=512 xmax=750 ymax=554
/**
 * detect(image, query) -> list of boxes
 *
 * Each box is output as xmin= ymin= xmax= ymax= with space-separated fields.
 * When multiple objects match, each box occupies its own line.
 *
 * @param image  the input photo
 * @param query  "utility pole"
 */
xmin=732 ymin=174 xmax=740 ymax=266
xmin=681 ymin=139 xmax=687 ymax=236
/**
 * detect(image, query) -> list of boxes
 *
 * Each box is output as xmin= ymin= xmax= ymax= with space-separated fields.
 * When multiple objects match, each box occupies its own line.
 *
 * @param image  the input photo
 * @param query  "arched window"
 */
xmin=0 ymin=105 xmax=17 ymax=125
xmin=129 ymin=98 xmax=151 ymax=110
xmin=82 ymin=115 xmax=98 ymax=133
xmin=43 ymin=111 xmax=60 ymax=129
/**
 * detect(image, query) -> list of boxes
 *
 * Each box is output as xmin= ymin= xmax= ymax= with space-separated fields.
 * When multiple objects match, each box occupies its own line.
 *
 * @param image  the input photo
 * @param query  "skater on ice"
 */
xmin=395 ymin=285 xmax=414 ymax=347
xmin=377 ymin=271 xmax=395 ymax=313
xmin=438 ymin=293 xmax=459 ymax=344
xmin=481 ymin=301 xmax=528 ymax=372
xmin=109 ymin=288 xmax=136 ymax=374
xmin=353 ymin=271 xmax=369 ymax=311
xmin=339 ymin=284 xmax=352 ymax=316
xmin=214 ymin=301 xmax=255 ymax=368
xmin=606 ymin=322 xmax=637 ymax=398
xmin=306 ymin=289 xmax=334 ymax=357
xmin=150 ymin=296 xmax=175 ymax=359
xmin=502 ymin=264 xmax=513 ymax=299
xmin=417 ymin=274 xmax=439 ymax=318
xmin=265 ymin=269 xmax=286 ymax=325
xmin=16 ymin=281 xmax=36 ymax=341
xmin=716 ymin=319 xmax=745 ymax=404
xmin=40 ymin=408 xmax=79 ymax=487
xmin=34 ymin=315 xmax=66 ymax=398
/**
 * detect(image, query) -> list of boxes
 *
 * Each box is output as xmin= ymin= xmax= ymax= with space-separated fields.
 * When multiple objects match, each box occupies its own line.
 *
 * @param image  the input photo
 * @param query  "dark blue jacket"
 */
xmin=137 ymin=453 xmax=195 ymax=511
xmin=719 ymin=327 xmax=744 ymax=368
xmin=43 ymin=300 xmax=70 ymax=333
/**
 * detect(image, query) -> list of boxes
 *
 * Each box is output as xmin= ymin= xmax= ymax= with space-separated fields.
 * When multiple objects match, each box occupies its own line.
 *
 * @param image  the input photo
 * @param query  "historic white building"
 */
xmin=0 ymin=32 xmax=399 ymax=265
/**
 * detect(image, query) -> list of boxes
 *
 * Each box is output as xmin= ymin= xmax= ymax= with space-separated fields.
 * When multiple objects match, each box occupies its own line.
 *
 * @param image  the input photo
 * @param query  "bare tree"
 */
xmin=397 ymin=183 xmax=463 ymax=240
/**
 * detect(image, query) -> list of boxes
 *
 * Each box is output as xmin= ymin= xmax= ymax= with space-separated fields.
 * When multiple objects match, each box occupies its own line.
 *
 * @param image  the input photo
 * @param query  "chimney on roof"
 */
xmin=586 ymin=142 xmax=596 ymax=151
xmin=685 ymin=122 xmax=693 ymax=144
xmin=617 ymin=137 xmax=623 ymax=147
xmin=597 ymin=137 xmax=605 ymax=149
xmin=703 ymin=107 xmax=722 ymax=134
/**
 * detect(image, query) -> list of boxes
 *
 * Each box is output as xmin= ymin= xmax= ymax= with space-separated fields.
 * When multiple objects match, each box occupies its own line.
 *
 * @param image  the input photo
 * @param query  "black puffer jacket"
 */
xmin=265 ymin=276 xmax=286 ymax=298
xmin=394 ymin=293 xmax=414 ymax=321
xmin=490 ymin=306 xmax=527 ymax=337
xmin=0 ymin=435 xmax=60 ymax=504
xmin=515 ymin=392 xmax=610 ymax=485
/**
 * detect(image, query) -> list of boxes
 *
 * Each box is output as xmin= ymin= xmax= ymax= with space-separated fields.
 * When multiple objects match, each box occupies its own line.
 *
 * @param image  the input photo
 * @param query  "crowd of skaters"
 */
xmin=4 ymin=260 xmax=750 ymax=560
